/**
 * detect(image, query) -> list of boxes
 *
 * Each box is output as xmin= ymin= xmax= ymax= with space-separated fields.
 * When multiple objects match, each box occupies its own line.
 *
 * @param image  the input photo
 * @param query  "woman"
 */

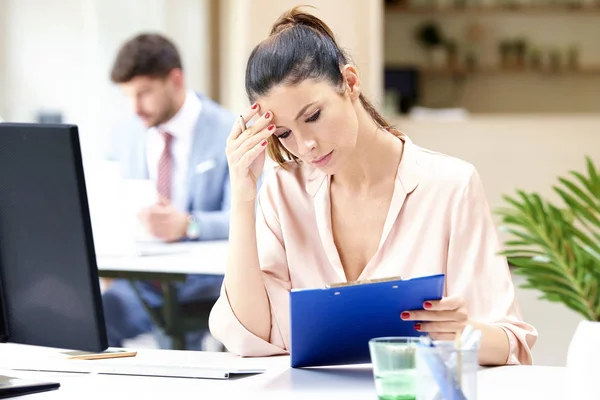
xmin=208 ymin=7 xmax=537 ymax=365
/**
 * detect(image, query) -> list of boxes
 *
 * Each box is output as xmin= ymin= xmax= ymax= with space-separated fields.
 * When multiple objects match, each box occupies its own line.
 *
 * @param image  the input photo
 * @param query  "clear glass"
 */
xmin=415 ymin=341 xmax=479 ymax=400
xmin=369 ymin=337 xmax=421 ymax=400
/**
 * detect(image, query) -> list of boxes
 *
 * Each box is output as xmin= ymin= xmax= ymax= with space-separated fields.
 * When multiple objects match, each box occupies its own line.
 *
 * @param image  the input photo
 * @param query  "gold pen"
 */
xmin=238 ymin=115 xmax=246 ymax=132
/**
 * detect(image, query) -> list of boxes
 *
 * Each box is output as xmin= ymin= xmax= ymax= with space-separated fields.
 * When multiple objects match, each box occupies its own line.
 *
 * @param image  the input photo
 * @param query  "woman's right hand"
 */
xmin=226 ymin=104 xmax=276 ymax=204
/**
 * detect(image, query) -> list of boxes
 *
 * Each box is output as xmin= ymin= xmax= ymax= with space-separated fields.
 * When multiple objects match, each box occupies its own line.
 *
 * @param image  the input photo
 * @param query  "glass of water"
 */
xmin=369 ymin=337 xmax=420 ymax=400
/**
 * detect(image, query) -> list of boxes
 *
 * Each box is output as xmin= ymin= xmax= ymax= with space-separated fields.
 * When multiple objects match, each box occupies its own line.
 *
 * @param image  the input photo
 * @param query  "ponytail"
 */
xmin=270 ymin=6 xmax=337 ymax=41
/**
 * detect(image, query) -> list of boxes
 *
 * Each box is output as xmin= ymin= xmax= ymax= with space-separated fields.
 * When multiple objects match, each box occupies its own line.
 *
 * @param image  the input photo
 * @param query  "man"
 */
xmin=102 ymin=33 xmax=234 ymax=349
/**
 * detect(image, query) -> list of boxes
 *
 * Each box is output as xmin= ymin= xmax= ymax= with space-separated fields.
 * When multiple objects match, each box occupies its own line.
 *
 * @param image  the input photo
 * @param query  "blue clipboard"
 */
xmin=289 ymin=274 xmax=445 ymax=368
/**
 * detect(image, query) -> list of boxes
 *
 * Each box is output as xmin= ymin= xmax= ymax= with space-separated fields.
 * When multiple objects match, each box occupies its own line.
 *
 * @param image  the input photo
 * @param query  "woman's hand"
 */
xmin=401 ymin=296 xmax=469 ymax=340
xmin=226 ymin=104 xmax=276 ymax=204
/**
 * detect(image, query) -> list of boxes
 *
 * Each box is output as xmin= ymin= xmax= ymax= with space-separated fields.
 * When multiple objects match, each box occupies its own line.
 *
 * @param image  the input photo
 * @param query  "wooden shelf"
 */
xmin=424 ymin=66 xmax=600 ymax=75
xmin=386 ymin=64 xmax=600 ymax=76
xmin=385 ymin=3 xmax=600 ymax=15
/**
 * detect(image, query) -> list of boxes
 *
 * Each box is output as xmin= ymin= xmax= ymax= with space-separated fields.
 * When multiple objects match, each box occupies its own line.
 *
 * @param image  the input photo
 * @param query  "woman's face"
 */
xmin=256 ymin=68 xmax=361 ymax=173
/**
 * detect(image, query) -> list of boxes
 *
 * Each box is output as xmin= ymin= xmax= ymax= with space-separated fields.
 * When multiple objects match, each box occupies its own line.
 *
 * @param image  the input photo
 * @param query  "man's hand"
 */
xmin=138 ymin=197 xmax=188 ymax=243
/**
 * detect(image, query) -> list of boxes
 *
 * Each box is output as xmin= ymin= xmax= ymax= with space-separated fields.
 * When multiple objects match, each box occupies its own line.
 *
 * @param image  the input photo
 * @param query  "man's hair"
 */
xmin=110 ymin=33 xmax=183 ymax=83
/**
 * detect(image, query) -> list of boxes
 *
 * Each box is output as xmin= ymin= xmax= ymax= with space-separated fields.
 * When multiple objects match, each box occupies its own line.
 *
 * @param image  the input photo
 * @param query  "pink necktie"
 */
xmin=157 ymin=131 xmax=173 ymax=200
xmin=151 ymin=131 xmax=173 ymax=292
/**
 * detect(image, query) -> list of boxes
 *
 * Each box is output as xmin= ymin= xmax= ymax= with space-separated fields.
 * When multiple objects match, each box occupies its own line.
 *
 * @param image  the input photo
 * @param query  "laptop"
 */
xmin=83 ymin=160 xmax=187 ymax=257
xmin=0 ymin=375 xmax=60 ymax=398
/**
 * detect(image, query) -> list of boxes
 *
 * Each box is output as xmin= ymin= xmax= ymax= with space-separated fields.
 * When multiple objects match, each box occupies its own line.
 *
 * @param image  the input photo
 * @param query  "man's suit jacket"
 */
xmin=106 ymin=93 xmax=234 ymax=305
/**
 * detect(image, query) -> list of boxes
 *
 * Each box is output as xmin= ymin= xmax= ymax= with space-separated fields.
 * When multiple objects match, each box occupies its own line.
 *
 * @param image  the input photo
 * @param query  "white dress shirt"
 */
xmin=146 ymin=90 xmax=202 ymax=212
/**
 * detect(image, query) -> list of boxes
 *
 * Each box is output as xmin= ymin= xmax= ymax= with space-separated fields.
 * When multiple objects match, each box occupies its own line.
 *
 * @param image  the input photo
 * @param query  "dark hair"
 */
xmin=245 ymin=6 xmax=394 ymax=167
xmin=110 ymin=33 xmax=183 ymax=83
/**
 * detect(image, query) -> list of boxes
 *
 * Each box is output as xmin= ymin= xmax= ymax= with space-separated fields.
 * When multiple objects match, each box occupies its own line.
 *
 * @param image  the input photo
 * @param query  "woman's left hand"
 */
xmin=401 ymin=296 xmax=469 ymax=340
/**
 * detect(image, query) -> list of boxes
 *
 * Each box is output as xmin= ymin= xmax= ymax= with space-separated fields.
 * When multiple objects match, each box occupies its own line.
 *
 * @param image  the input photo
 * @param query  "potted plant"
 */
xmin=495 ymin=156 xmax=599 ymax=396
xmin=415 ymin=21 xmax=446 ymax=68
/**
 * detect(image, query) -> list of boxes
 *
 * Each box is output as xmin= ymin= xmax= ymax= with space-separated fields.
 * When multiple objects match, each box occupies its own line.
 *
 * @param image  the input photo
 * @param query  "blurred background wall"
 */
xmin=0 ymin=0 xmax=382 ymax=158
xmin=217 ymin=0 xmax=383 ymax=114
xmin=0 ymin=0 xmax=215 ymax=157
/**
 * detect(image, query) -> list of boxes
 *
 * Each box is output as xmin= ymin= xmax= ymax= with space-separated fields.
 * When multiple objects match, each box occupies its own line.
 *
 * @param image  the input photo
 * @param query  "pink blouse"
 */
xmin=209 ymin=134 xmax=538 ymax=365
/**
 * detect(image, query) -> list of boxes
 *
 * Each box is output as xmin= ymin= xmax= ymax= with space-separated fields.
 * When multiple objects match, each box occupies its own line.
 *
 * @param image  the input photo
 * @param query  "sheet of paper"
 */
xmin=82 ymin=160 xmax=162 ymax=254
xmin=122 ymin=179 xmax=159 ymax=242
xmin=83 ymin=160 xmax=136 ymax=255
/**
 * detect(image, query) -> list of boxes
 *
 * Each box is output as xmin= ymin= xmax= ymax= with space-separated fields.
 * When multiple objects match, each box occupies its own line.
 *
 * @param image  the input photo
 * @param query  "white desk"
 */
xmin=96 ymin=240 xmax=228 ymax=277
xmin=95 ymin=240 xmax=228 ymax=350
xmin=0 ymin=344 xmax=576 ymax=399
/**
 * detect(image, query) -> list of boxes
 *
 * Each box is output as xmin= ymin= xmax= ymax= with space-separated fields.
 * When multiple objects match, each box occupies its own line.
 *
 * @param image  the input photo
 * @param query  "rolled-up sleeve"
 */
xmin=446 ymin=166 xmax=538 ymax=365
xmin=208 ymin=183 xmax=292 ymax=357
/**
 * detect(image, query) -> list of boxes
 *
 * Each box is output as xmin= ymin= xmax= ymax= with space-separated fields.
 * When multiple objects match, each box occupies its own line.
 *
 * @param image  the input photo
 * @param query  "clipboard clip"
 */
xmin=325 ymin=276 xmax=402 ymax=288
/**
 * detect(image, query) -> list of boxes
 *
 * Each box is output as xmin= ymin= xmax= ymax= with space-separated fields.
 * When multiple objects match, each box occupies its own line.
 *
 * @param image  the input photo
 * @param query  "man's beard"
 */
xmin=146 ymin=99 xmax=178 ymax=128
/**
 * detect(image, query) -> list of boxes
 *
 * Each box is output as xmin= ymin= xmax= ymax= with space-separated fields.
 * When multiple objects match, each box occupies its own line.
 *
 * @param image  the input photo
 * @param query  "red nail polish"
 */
xmin=424 ymin=302 xmax=432 ymax=309
xmin=251 ymin=103 xmax=258 ymax=109
xmin=261 ymin=140 xmax=268 ymax=146
xmin=401 ymin=312 xmax=410 ymax=319
xmin=414 ymin=323 xmax=421 ymax=331
xmin=267 ymin=124 xmax=275 ymax=130
xmin=264 ymin=112 xmax=271 ymax=119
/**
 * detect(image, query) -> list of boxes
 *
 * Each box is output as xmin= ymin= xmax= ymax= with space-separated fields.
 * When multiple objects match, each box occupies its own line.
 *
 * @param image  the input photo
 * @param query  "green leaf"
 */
xmin=560 ymin=298 xmax=596 ymax=321
xmin=569 ymin=229 xmax=600 ymax=261
xmin=503 ymin=228 xmax=547 ymax=247
xmin=500 ymin=195 xmax=527 ymax=213
xmin=570 ymin=170 xmax=598 ymax=202
xmin=554 ymin=188 xmax=600 ymax=227
xmin=504 ymin=240 xmax=538 ymax=247
xmin=536 ymin=291 xmax=593 ymax=320
xmin=557 ymin=177 xmax=599 ymax=213
xmin=521 ymin=273 xmax=581 ymax=295
xmin=507 ymin=257 xmax=569 ymax=278
xmin=522 ymin=192 xmax=543 ymax=220
xmin=500 ymin=249 xmax=545 ymax=258
xmin=583 ymin=277 xmax=599 ymax=320
xmin=571 ymin=242 xmax=588 ymax=284
xmin=538 ymin=287 xmax=593 ymax=318
xmin=584 ymin=156 xmax=600 ymax=197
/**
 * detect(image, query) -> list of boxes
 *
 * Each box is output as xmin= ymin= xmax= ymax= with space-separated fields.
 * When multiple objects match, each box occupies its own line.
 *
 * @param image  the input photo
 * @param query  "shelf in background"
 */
xmin=386 ymin=64 xmax=600 ymax=76
xmin=385 ymin=3 xmax=600 ymax=15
